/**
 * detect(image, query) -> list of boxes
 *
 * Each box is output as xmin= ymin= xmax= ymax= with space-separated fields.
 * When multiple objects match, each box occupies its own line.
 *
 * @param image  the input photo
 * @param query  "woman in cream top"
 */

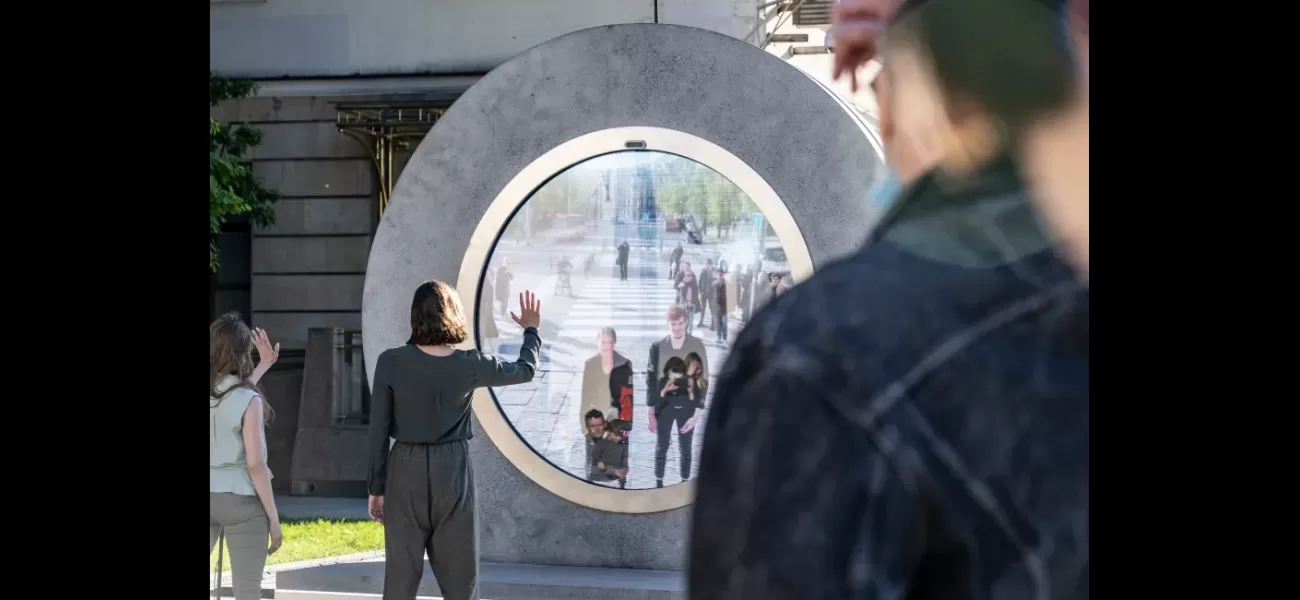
xmin=209 ymin=314 xmax=282 ymax=600
xmin=210 ymin=375 xmax=268 ymax=494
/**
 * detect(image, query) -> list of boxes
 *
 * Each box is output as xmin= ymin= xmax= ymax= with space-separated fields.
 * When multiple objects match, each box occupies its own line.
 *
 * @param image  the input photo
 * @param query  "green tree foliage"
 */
xmin=530 ymin=179 xmax=572 ymax=220
xmin=656 ymin=160 xmax=752 ymax=226
xmin=210 ymin=72 xmax=279 ymax=271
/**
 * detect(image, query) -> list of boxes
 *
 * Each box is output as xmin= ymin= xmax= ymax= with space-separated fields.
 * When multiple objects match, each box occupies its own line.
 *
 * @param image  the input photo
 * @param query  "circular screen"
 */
xmin=477 ymin=150 xmax=796 ymax=490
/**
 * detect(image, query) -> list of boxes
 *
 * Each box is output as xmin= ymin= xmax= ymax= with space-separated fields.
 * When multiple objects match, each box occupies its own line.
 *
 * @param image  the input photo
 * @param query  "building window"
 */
xmin=332 ymin=329 xmax=371 ymax=426
xmin=211 ymin=216 xmax=252 ymax=322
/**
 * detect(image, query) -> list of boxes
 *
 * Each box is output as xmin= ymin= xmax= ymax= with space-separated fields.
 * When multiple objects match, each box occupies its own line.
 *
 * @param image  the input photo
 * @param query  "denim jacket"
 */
xmin=689 ymin=155 xmax=1089 ymax=600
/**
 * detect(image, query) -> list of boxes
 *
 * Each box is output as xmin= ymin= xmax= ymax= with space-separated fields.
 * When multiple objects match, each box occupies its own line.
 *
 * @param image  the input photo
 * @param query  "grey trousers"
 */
xmin=384 ymin=440 xmax=478 ymax=600
xmin=209 ymin=492 xmax=269 ymax=600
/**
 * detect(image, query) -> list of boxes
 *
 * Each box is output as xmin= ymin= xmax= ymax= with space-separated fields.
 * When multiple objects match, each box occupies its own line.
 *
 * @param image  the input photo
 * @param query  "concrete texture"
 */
xmin=363 ymin=23 xmax=881 ymax=570
xmin=262 ymin=356 xmax=306 ymax=493
xmin=290 ymin=329 xmax=369 ymax=495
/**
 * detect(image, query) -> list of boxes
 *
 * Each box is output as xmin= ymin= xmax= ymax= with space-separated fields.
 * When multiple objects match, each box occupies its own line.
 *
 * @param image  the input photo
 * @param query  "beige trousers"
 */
xmin=210 ymin=492 xmax=269 ymax=600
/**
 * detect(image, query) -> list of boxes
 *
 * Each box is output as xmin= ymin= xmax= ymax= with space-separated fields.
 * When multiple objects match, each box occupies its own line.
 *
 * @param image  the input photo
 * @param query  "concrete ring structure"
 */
xmin=363 ymin=23 xmax=881 ymax=564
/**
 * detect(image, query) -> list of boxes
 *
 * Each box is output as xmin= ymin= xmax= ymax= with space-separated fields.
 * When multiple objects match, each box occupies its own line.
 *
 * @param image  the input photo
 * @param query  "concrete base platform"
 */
xmin=276 ymin=560 xmax=685 ymax=600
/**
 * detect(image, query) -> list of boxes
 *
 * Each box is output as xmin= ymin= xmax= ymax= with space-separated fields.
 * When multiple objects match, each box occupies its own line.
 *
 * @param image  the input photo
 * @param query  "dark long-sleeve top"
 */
xmin=590 ymin=437 xmax=628 ymax=469
xmin=680 ymin=275 xmax=699 ymax=308
xmin=366 ymin=327 xmax=541 ymax=495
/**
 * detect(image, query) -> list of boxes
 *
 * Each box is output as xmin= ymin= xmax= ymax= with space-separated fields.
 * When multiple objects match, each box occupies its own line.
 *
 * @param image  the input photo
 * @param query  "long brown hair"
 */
xmin=209 ymin=312 xmax=273 ymax=423
xmin=685 ymin=352 xmax=707 ymax=394
xmin=406 ymin=280 xmax=470 ymax=346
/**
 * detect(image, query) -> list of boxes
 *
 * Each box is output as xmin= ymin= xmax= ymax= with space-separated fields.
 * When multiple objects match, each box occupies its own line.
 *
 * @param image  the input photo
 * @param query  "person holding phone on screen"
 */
xmin=646 ymin=304 xmax=708 ymax=488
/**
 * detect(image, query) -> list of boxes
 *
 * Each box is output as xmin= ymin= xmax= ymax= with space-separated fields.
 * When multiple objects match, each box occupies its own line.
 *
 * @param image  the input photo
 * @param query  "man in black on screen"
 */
xmin=696 ymin=258 xmax=715 ymax=329
xmin=495 ymin=258 xmax=513 ymax=316
xmin=669 ymin=242 xmax=683 ymax=280
xmin=616 ymin=240 xmax=630 ymax=281
xmin=646 ymin=304 xmax=708 ymax=488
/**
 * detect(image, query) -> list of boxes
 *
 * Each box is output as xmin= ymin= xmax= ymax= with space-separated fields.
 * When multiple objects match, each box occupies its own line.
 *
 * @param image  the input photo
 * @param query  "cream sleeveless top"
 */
xmin=209 ymin=375 xmax=269 ymax=495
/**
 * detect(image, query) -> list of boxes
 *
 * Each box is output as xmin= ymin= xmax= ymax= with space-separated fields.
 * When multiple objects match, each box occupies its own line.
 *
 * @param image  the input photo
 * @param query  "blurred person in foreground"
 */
xmin=688 ymin=0 xmax=1089 ymax=599
xmin=866 ymin=50 xmax=943 ymax=212
xmin=1023 ymin=0 xmax=1089 ymax=277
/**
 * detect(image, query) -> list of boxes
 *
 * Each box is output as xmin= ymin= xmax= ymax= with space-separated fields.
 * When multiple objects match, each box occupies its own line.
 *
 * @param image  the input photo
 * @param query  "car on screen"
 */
xmin=760 ymin=242 xmax=788 ymax=276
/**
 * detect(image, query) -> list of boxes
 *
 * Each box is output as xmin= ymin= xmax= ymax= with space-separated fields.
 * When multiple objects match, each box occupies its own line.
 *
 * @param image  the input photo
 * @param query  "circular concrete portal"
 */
xmin=363 ymin=24 xmax=882 ymax=517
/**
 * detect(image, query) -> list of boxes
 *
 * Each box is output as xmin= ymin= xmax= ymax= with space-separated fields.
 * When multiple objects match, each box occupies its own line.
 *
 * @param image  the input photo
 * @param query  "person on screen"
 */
xmin=669 ymin=242 xmax=684 ymax=280
xmin=494 ymin=259 xmax=513 ymax=317
xmin=673 ymin=260 xmax=686 ymax=302
xmin=755 ymin=272 xmax=780 ymax=309
xmin=556 ymin=255 xmax=574 ymax=297
xmin=684 ymin=352 xmax=707 ymax=408
xmin=585 ymin=411 xmax=629 ymax=488
xmin=616 ymin=241 xmax=631 ymax=281
xmin=697 ymin=259 xmax=715 ymax=330
xmin=580 ymin=327 xmax=634 ymax=472
xmin=737 ymin=265 xmax=753 ymax=323
xmin=678 ymin=264 xmax=699 ymax=335
xmin=646 ymin=305 xmax=708 ymax=488
xmin=712 ymin=270 xmax=729 ymax=344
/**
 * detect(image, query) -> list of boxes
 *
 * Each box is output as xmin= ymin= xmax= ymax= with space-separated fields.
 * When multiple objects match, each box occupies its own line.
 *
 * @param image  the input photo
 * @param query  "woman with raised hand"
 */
xmin=367 ymin=282 xmax=542 ymax=600
xmin=210 ymin=315 xmax=283 ymax=600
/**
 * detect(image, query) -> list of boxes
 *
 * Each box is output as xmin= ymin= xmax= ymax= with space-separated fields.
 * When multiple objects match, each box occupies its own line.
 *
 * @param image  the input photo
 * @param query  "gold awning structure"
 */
xmin=335 ymin=100 xmax=446 ymax=219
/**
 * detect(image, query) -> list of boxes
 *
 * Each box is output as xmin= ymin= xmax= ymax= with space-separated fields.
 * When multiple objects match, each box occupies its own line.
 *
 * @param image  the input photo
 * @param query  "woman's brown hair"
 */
xmin=685 ymin=351 xmax=707 ymax=396
xmin=407 ymin=280 xmax=470 ymax=346
xmin=209 ymin=312 xmax=273 ymax=423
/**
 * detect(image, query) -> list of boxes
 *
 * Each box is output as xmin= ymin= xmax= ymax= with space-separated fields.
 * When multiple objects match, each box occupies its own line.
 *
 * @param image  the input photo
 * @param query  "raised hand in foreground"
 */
xmin=830 ymin=0 xmax=899 ymax=91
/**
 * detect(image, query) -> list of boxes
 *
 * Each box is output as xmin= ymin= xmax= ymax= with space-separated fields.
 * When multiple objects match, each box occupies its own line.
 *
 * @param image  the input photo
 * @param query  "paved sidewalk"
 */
xmin=210 ymin=550 xmax=686 ymax=600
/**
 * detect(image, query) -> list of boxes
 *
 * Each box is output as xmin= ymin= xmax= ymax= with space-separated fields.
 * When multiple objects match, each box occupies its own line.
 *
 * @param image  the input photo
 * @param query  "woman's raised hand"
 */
xmin=253 ymin=328 xmax=280 ymax=368
xmin=511 ymin=290 xmax=542 ymax=330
